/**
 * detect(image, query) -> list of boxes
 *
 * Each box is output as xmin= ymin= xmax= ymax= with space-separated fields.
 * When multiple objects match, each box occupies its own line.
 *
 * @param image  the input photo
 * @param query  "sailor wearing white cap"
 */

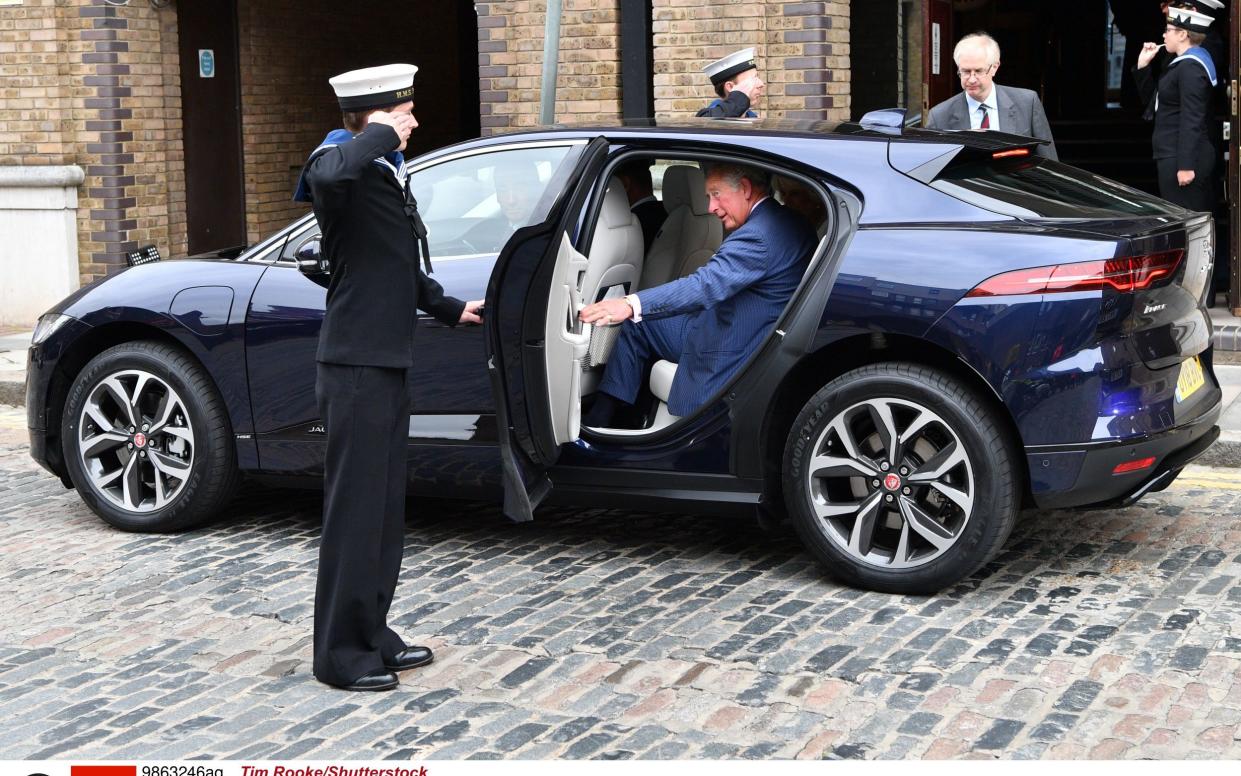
xmin=1135 ymin=3 xmax=1220 ymax=211
xmin=1173 ymin=0 xmax=1228 ymax=84
xmin=696 ymin=47 xmax=764 ymax=118
xmin=1176 ymin=0 xmax=1224 ymax=14
xmin=295 ymin=64 xmax=483 ymax=692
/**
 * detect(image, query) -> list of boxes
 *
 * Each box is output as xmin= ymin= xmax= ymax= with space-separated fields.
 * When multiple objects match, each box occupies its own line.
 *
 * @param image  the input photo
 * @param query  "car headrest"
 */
xmin=598 ymin=183 xmax=636 ymax=230
xmin=662 ymin=165 xmax=709 ymax=216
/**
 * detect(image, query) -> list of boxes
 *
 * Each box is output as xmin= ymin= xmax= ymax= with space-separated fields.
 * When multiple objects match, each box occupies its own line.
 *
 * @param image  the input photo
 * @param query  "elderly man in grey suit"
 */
xmin=926 ymin=32 xmax=1058 ymax=161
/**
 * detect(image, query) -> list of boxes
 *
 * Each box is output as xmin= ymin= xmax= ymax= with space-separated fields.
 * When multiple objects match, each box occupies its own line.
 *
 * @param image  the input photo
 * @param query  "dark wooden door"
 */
xmin=178 ymin=0 xmax=245 ymax=254
xmin=923 ymin=0 xmax=955 ymax=122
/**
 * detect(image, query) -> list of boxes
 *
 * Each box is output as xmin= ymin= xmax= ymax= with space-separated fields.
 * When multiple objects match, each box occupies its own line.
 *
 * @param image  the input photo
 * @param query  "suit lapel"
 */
xmin=996 ymin=85 xmax=1018 ymax=131
xmin=951 ymin=93 xmax=970 ymax=129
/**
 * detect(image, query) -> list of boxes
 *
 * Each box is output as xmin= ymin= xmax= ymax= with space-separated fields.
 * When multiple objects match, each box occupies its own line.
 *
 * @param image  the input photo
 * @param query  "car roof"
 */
xmin=480 ymin=116 xmax=1043 ymax=153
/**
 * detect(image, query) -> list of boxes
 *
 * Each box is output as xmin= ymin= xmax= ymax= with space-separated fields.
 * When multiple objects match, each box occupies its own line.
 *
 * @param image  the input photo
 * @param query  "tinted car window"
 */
xmin=409 ymin=145 xmax=575 ymax=258
xmin=931 ymin=156 xmax=1175 ymax=219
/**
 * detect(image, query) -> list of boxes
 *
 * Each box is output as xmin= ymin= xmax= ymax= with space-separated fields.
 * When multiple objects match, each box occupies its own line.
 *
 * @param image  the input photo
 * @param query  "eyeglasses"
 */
xmin=957 ymin=65 xmax=995 ymax=79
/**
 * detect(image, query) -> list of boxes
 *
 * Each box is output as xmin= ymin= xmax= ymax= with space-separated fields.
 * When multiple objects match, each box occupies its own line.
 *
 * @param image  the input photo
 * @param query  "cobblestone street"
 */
xmin=2 ymin=405 xmax=1241 ymax=759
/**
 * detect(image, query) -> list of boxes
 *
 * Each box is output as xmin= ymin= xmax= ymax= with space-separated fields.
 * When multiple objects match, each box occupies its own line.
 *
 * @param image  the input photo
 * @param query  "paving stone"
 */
xmin=974 ymin=718 xmax=1024 ymax=750
xmin=1030 ymin=712 xmax=1079 ymax=742
xmin=899 ymin=711 xmax=943 ymax=736
xmin=1055 ymin=680 xmax=1104 ymax=712
xmin=2 ymin=431 xmax=1241 ymax=760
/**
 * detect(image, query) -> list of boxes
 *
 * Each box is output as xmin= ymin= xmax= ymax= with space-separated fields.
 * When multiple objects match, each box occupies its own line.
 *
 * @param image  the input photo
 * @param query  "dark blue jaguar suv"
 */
xmin=25 ymin=118 xmax=1222 ymax=593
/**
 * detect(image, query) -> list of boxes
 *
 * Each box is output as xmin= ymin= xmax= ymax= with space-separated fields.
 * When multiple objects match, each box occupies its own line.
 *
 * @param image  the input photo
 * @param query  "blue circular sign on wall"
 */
xmin=198 ymin=49 xmax=216 ymax=78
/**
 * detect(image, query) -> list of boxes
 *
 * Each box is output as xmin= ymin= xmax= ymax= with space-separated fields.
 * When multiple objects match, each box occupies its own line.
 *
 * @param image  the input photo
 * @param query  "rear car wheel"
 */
xmin=61 ymin=341 xmax=240 ymax=532
xmin=783 ymin=362 xmax=1019 ymax=593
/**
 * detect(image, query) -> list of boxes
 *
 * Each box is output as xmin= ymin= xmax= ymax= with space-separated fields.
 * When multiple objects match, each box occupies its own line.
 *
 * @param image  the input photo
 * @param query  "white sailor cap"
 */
xmin=329 ymin=63 xmax=418 ymax=111
xmin=703 ymin=47 xmax=757 ymax=86
xmin=1168 ymin=4 xmax=1216 ymax=33
xmin=1179 ymin=0 xmax=1224 ymax=12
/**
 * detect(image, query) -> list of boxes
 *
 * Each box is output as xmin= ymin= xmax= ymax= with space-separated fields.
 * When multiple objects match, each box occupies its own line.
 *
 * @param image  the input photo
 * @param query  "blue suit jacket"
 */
xmin=636 ymin=198 xmax=817 ymax=415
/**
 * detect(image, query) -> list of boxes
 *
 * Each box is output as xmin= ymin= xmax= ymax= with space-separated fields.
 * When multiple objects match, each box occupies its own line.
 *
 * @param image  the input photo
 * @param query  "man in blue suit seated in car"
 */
xmin=579 ymin=162 xmax=817 ymax=426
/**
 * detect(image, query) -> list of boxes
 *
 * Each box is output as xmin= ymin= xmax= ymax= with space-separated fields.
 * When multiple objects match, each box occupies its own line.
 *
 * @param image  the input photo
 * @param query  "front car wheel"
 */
xmin=61 ymin=341 xmax=240 ymax=532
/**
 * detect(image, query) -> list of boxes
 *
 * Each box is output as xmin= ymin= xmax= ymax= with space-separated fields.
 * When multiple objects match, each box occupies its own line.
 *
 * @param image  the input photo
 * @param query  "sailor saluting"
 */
xmin=696 ymin=47 xmax=764 ymax=118
xmin=294 ymin=63 xmax=482 ymax=692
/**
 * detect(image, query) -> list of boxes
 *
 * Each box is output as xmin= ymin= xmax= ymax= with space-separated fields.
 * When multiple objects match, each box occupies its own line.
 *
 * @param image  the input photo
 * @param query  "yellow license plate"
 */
xmin=1175 ymin=356 xmax=1205 ymax=402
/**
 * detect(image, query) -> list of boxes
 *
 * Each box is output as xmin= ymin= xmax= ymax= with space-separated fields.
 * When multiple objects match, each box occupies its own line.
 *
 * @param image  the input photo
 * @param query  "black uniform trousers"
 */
xmin=313 ymin=361 xmax=410 ymax=685
xmin=1157 ymin=146 xmax=1216 ymax=213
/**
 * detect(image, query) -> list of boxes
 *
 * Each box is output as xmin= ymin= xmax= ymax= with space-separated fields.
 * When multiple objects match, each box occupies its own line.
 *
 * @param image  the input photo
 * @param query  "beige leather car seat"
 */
xmin=639 ymin=165 xmax=722 ymax=289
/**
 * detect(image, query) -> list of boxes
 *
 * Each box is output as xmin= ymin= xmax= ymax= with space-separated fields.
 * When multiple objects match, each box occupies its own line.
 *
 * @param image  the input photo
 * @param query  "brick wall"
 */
xmin=653 ymin=0 xmax=850 ymax=121
xmin=0 ymin=0 xmax=187 ymax=282
xmin=477 ymin=0 xmax=624 ymax=132
xmin=3 ymin=0 xmax=855 ymax=286
xmin=72 ymin=0 xmax=180 ymax=282
xmin=1 ymin=0 xmax=171 ymax=282
xmin=477 ymin=1 xmax=851 ymax=131
xmin=1 ymin=0 xmax=475 ymax=282
xmin=0 ymin=0 xmax=71 ymax=165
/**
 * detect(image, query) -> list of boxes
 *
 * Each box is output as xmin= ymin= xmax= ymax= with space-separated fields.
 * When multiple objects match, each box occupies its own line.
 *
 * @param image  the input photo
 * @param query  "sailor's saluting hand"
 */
xmin=367 ymin=110 xmax=417 ymax=150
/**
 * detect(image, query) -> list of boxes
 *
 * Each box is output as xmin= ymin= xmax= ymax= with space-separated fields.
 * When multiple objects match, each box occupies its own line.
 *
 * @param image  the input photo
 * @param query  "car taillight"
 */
xmin=992 ymin=148 xmax=1030 ymax=159
xmin=964 ymin=250 xmax=1185 ymax=298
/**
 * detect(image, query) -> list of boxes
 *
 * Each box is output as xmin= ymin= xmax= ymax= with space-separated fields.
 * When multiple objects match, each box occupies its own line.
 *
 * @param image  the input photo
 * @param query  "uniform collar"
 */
xmin=1172 ymin=46 xmax=1218 ymax=86
xmin=707 ymin=97 xmax=758 ymax=118
xmin=293 ymin=128 xmax=406 ymax=203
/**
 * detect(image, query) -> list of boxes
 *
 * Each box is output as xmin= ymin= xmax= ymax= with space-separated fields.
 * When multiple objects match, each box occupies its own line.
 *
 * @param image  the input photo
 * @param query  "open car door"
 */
xmin=485 ymin=136 xmax=610 ymax=522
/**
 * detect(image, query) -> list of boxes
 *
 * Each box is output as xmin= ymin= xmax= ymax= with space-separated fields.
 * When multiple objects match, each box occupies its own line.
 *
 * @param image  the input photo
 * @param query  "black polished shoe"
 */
xmin=331 ymin=669 xmax=398 ymax=692
xmin=384 ymin=645 xmax=434 ymax=671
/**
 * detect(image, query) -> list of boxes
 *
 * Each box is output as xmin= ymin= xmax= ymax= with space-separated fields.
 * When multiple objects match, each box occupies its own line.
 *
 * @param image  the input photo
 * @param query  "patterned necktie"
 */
xmin=979 ymin=103 xmax=991 ymax=130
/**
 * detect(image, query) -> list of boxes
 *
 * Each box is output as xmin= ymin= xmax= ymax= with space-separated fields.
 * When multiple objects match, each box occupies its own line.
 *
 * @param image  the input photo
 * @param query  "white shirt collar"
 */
xmin=749 ymin=195 xmax=770 ymax=215
xmin=631 ymin=195 xmax=658 ymax=209
xmin=965 ymin=87 xmax=999 ymax=127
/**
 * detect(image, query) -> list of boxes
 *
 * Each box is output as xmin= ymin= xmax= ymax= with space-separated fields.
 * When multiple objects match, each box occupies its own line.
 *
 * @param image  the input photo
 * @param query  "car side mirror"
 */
xmin=292 ymin=235 xmax=327 ymax=271
xmin=295 ymin=237 xmax=331 ymax=287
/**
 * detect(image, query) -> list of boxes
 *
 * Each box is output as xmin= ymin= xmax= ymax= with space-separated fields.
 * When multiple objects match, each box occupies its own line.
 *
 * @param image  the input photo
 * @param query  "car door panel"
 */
xmin=485 ymin=136 xmax=611 ymax=521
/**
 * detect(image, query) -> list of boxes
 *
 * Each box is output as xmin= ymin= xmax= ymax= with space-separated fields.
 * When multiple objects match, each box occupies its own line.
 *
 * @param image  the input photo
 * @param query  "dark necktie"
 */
xmin=979 ymin=104 xmax=991 ymax=130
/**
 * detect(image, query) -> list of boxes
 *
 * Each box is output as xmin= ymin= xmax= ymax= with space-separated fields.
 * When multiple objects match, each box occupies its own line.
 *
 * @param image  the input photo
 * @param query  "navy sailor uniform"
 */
xmin=297 ymin=123 xmax=464 ymax=686
xmin=1135 ymin=46 xmax=1218 ymax=212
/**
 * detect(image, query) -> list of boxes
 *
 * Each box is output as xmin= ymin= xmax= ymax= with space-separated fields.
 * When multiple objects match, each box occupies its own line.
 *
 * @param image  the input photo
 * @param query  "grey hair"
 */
xmin=954 ymin=32 xmax=1001 ymax=67
xmin=702 ymin=162 xmax=771 ymax=194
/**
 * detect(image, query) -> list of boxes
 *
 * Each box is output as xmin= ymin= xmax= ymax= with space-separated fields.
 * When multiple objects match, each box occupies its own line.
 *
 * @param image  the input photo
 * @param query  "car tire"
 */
xmin=61 ymin=341 xmax=240 ymax=532
xmin=783 ymin=362 xmax=1018 ymax=594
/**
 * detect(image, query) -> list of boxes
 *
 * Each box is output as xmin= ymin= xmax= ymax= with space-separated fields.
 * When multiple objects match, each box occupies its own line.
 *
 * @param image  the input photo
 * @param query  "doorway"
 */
xmin=951 ymin=0 xmax=1233 ymax=307
xmin=177 ymin=0 xmax=246 ymax=255
xmin=881 ymin=0 xmax=1236 ymax=309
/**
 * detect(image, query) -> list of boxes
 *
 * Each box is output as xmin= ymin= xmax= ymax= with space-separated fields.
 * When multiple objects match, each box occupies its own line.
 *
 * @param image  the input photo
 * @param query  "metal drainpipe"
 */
xmin=539 ymin=0 xmax=563 ymax=125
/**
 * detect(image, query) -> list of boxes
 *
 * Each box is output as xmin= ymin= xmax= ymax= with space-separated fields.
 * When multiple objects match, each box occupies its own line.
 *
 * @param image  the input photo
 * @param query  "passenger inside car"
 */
xmin=774 ymin=175 xmax=829 ymax=239
xmin=461 ymin=159 xmax=541 ymax=253
xmin=614 ymin=160 xmax=668 ymax=252
xmin=576 ymin=159 xmax=826 ymax=433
